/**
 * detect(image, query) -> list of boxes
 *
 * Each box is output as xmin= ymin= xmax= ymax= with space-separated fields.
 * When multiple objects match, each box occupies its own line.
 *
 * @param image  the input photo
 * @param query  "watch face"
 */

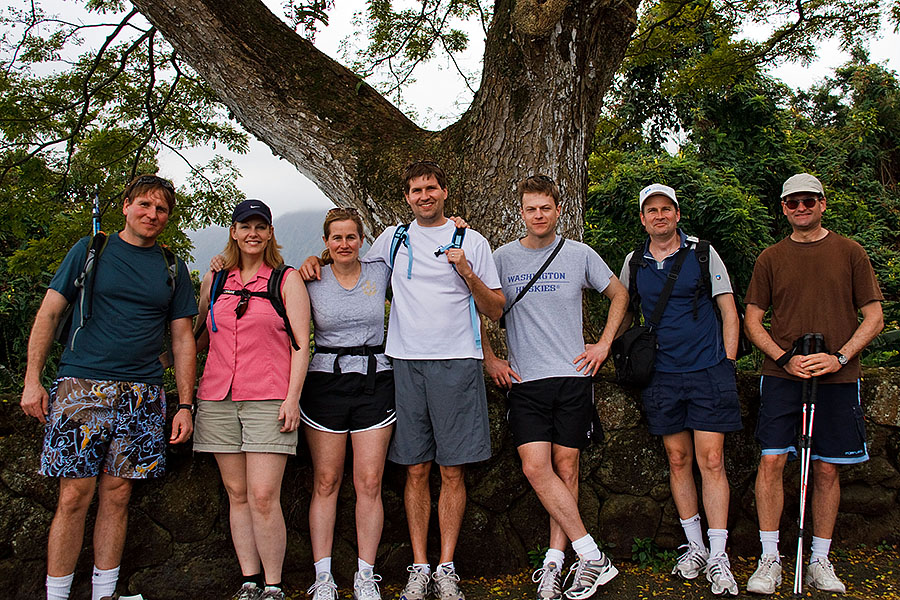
xmin=837 ymin=353 xmax=848 ymax=365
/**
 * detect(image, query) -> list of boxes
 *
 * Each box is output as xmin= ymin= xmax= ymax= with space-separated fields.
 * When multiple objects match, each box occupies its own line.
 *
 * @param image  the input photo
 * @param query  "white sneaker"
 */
xmin=563 ymin=553 xmax=618 ymax=600
xmin=806 ymin=557 xmax=847 ymax=593
xmin=671 ymin=542 xmax=709 ymax=579
xmin=746 ymin=554 xmax=782 ymax=594
xmin=532 ymin=561 xmax=564 ymax=600
xmin=307 ymin=572 xmax=338 ymax=600
xmin=354 ymin=568 xmax=383 ymax=600
xmin=705 ymin=554 xmax=738 ymax=596
xmin=432 ymin=564 xmax=465 ymax=600
xmin=400 ymin=566 xmax=431 ymax=600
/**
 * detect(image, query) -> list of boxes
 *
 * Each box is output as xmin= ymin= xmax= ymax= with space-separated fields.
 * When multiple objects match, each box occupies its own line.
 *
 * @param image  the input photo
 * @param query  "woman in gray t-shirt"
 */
xmin=302 ymin=208 xmax=394 ymax=600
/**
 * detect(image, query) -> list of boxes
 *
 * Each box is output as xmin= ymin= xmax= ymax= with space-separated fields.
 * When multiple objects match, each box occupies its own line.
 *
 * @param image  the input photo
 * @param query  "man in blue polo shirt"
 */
xmin=618 ymin=183 xmax=742 ymax=596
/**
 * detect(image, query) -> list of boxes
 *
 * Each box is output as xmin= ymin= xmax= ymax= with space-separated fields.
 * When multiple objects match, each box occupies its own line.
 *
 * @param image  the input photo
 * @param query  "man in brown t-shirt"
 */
xmin=743 ymin=173 xmax=883 ymax=595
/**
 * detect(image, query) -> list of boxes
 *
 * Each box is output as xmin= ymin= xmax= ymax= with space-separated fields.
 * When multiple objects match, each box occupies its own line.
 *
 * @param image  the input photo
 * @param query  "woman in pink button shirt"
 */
xmin=194 ymin=199 xmax=310 ymax=600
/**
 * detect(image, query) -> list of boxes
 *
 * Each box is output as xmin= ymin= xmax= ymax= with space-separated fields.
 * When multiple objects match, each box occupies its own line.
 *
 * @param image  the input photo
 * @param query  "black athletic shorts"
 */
xmin=301 ymin=370 xmax=396 ymax=433
xmin=756 ymin=376 xmax=868 ymax=464
xmin=506 ymin=376 xmax=596 ymax=449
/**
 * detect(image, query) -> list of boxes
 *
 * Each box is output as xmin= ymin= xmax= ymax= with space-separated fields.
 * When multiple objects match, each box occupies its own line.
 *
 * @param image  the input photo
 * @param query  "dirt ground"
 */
xmin=285 ymin=546 xmax=899 ymax=600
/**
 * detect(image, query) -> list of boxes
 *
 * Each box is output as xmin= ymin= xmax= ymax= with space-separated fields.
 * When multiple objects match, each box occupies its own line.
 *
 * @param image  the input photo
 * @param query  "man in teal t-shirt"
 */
xmin=20 ymin=175 xmax=198 ymax=600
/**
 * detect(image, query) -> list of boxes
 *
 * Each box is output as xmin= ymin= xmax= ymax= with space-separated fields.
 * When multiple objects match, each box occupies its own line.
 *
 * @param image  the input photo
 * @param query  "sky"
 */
xmin=17 ymin=1 xmax=900 ymax=218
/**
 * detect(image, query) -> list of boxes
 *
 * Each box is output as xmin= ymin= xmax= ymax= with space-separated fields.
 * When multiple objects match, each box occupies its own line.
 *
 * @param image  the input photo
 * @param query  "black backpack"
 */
xmin=205 ymin=265 xmax=300 ymax=351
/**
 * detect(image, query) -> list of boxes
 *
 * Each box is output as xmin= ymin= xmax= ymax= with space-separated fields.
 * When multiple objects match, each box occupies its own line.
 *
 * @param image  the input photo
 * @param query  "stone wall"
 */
xmin=2 ymin=369 xmax=898 ymax=599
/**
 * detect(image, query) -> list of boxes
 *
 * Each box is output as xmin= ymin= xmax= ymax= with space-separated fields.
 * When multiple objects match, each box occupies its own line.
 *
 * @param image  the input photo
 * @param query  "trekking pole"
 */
xmin=92 ymin=192 xmax=102 ymax=235
xmin=793 ymin=332 xmax=824 ymax=596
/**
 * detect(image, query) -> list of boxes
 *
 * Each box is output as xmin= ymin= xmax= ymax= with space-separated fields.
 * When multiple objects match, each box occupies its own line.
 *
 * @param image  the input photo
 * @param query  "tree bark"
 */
xmin=130 ymin=0 xmax=639 ymax=244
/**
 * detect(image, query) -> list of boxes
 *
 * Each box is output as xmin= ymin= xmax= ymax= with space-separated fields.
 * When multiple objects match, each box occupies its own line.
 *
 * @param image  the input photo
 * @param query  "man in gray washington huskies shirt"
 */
xmin=482 ymin=175 xmax=628 ymax=600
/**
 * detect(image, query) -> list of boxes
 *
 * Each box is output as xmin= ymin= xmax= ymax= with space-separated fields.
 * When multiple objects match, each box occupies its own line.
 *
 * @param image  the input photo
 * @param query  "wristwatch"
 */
xmin=833 ymin=352 xmax=848 ymax=366
xmin=177 ymin=403 xmax=196 ymax=415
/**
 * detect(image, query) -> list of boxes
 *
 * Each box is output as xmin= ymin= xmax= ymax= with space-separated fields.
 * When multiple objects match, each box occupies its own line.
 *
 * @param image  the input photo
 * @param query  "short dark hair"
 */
xmin=403 ymin=160 xmax=448 ymax=193
xmin=123 ymin=174 xmax=176 ymax=211
xmin=518 ymin=175 xmax=560 ymax=206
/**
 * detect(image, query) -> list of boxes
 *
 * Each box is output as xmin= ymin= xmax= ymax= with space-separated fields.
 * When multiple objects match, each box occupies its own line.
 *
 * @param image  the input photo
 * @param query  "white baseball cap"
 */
xmin=639 ymin=183 xmax=678 ymax=210
xmin=781 ymin=173 xmax=824 ymax=198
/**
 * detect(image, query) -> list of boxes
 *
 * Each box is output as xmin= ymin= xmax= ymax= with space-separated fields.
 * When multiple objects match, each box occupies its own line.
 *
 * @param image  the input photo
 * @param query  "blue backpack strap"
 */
xmin=443 ymin=228 xmax=481 ymax=350
xmin=389 ymin=223 xmax=413 ymax=278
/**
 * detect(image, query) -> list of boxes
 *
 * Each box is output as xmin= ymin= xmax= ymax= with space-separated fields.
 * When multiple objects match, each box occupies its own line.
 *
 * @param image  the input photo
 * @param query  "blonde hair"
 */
xmin=221 ymin=222 xmax=285 ymax=270
xmin=320 ymin=209 xmax=364 ymax=265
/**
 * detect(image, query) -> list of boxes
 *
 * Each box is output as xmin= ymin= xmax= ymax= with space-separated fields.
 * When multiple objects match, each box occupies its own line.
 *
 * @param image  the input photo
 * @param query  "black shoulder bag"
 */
xmin=499 ymin=236 xmax=566 ymax=329
xmin=611 ymin=245 xmax=690 ymax=386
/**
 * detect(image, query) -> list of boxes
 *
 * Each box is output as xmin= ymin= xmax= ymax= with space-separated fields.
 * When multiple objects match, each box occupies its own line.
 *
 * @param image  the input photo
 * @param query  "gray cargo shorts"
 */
xmin=388 ymin=358 xmax=491 ymax=466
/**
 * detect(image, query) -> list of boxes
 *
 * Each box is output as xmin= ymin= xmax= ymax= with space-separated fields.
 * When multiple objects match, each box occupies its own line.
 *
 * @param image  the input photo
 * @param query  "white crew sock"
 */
xmin=708 ymin=528 xmax=728 ymax=558
xmin=358 ymin=557 xmax=375 ymax=574
xmin=571 ymin=534 xmax=602 ymax=561
xmin=46 ymin=573 xmax=74 ymax=600
xmin=91 ymin=565 xmax=119 ymax=600
xmin=314 ymin=556 xmax=332 ymax=578
xmin=760 ymin=530 xmax=780 ymax=557
xmin=680 ymin=514 xmax=705 ymax=549
xmin=413 ymin=563 xmax=431 ymax=575
xmin=436 ymin=561 xmax=455 ymax=574
xmin=544 ymin=548 xmax=566 ymax=568
xmin=810 ymin=536 xmax=832 ymax=562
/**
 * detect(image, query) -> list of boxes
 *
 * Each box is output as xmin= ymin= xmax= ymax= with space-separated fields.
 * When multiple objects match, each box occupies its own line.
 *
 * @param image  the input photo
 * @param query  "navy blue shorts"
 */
xmin=641 ymin=359 xmax=742 ymax=436
xmin=506 ymin=377 xmax=598 ymax=449
xmin=756 ymin=376 xmax=868 ymax=464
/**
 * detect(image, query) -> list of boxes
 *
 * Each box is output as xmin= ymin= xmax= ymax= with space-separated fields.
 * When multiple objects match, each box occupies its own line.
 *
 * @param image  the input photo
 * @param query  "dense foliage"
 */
xmin=586 ymin=34 xmax=900 ymax=362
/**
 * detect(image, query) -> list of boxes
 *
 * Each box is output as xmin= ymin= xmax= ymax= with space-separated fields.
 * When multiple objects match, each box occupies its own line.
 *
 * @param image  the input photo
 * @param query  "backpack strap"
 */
xmin=646 ymin=246 xmax=691 ymax=328
xmin=627 ymin=239 xmax=647 ymax=324
xmin=160 ymin=245 xmax=178 ymax=291
xmin=499 ymin=236 xmax=565 ymax=329
xmin=64 ymin=232 xmax=109 ymax=349
xmin=389 ymin=223 xmax=412 ymax=278
xmin=694 ymin=240 xmax=711 ymax=320
xmin=207 ymin=269 xmax=228 ymax=335
xmin=206 ymin=266 xmax=300 ymax=351
xmin=268 ymin=265 xmax=300 ymax=351
xmin=436 ymin=227 xmax=481 ymax=350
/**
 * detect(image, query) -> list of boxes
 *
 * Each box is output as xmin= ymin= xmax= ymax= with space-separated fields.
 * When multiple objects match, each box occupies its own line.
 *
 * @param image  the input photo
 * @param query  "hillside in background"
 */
xmin=186 ymin=208 xmax=329 ymax=272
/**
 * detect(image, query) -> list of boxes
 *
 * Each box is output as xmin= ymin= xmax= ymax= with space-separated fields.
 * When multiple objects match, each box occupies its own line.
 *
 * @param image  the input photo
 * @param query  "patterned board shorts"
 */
xmin=39 ymin=377 xmax=167 ymax=479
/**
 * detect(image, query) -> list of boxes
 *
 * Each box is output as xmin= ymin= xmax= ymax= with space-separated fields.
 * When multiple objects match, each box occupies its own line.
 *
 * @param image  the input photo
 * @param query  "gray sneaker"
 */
xmin=232 ymin=583 xmax=263 ymax=600
xmin=260 ymin=588 xmax=286 ymax=600
xmin=671 ymin=542 xmax=709 ymax=580
xmin=806 ymin=557 xmax=847 ymax=593
xmin=705 ymin=554 xmax=738 ymax=596
xmin=354 ymin=568 xmax=383 ymax=600
xmin=432 ymin=564 xmax=465 ymax=600
xmin=563 ymin=554 xmax=618 ymax=600
xmin=532 ymin=561 xmax=563 ymax=600
xmin=308 ymin=572 xmax=338 ymax=600
xmin=399 ymin=565 xmax=431 ymax=600
xmin=746 ymin=554 xmax=782 ymax=594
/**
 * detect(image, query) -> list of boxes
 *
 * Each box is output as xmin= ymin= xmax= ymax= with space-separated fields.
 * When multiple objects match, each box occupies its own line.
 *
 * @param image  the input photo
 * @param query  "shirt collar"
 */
xmin=225 ymin=262 xmax=273 ymax=286
xmin=643 ymin=230 xmax=688 ymax=261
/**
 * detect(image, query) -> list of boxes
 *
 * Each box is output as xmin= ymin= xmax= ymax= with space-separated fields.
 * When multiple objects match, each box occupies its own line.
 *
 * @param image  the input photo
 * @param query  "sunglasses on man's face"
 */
xmin=783 ymin=197 xmax=820 ymax=210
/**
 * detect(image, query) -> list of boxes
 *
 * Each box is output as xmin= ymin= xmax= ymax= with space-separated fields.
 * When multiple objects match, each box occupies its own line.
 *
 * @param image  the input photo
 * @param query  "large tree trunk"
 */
xmin=130 ymin=0 xmax=639 ymax=244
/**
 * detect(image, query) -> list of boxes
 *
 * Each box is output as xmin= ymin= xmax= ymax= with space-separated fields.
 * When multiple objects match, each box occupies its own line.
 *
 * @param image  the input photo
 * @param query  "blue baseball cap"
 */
xmin=232 ymin=199 xmax=272 ymax=224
